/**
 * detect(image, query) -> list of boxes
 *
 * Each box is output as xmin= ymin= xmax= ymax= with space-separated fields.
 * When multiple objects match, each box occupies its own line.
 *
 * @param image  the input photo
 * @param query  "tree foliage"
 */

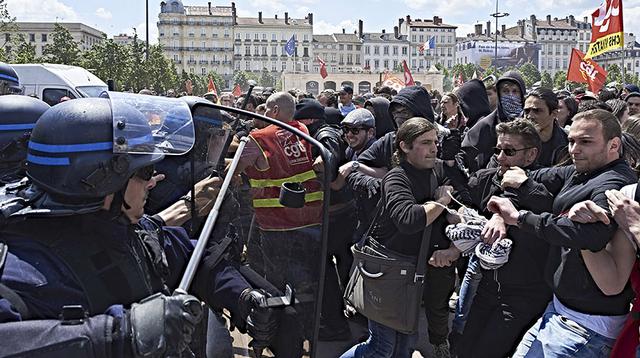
xmin=553 ymin=71 xmax=568 ymax=89
xmin=606 ymin=64 xmax=622 ymax=84
xmin=11 ymin=34 xmax=38 ymax=64
xmin=519 ymin=62 xmax=541 ymax=88
xmin=42 ymin=23 xmax=81 ymax=65
xmin=540 ymin=71 xmax=553 ymax=89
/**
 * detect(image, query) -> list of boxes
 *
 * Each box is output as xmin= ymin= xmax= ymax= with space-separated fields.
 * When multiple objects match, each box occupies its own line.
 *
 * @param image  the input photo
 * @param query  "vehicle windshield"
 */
xmin=76 ymin=85 xmax=109 ymax=98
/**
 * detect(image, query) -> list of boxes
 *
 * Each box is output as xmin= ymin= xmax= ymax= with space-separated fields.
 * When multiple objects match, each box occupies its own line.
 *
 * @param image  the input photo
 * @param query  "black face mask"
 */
xmin=305 ymin=120 xmax=324 ymax=136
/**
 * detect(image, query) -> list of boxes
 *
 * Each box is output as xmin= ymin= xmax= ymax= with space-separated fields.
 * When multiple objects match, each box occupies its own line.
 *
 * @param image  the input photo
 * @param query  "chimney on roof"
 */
xmin=359 ymin=19 xmax=364 ymax=39
xmin=406 ymin=15 xmax=411 ymax=24
xmin=275 ymin=14 xmax=278 ymax=19
xmin=207 ymin=2 xmax=211 ymax=15
xmin=433 ymin=16 xmax=442 ymax=25
xmin=475 ymin=23 xmax=482 ymax=36
xmin=547 ymin=15 xmax=552 ymax=25
xmin=308 ymin=13 xmax=313 ymax=25
xmin=486 ymin=21 xmax=491 ymax=37
xmin=584 ymin=16 xmax=588 ymax=23
xmin=530 ymin=14 xmax=536 ymax=26
xmin=342 ymin=28 xmax=346 ymax=34
xmin=399 ymin=18 xmax=404 ymax=29
xmin=285 ymin=12 xmax=289 ymax=24
xmin=232 ymin=2 xmax=237 ymax=25
xmin=519 ymin=21 xmax=525 ymax=37
xmin=569 ymin=15 xmax=575 ymax=26
xmin=382 ymin=29 xmax=385 ymax=34
xmin=258 ymin=11 xmax=262 ymax=24
xmin=502 ymin=24 xmax=506 ymax=37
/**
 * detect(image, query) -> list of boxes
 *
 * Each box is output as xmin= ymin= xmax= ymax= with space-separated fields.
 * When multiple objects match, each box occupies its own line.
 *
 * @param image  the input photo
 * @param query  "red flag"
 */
xmin=567 ymin=48 xmax=607 ymax=94
xmin=585 ymin=0 xmax=624 ymax=59
xmin=402 ymin=60 xmax=415 ymax=86
xmin=456 ymin=73 xmax=464 ymax=87
xmin=317 ymin=56 xmax=328 ymax=79
xmin=232 ymin=84 xmax=242 ymax=97
xmin=207 ymin=78 xmax=217 ymax=96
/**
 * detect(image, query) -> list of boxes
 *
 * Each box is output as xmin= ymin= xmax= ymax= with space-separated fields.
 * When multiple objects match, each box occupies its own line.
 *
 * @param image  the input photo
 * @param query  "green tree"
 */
xmin=145 ymin=44 xmax=180 ymax=93
xmin=42 ymin=23 xmax=81 ymax=65
xmin=233 ymin=70 xmax=258 ymax=90
xmin=11 ymin=34 xmax=38 ymax=63
xmin=553 ymin=71 xmax=568 ymax=89
xmin=518 ymin=62 xmax=541 ymax=88
xmin=206 ymin=71 xmax=225 ymax=94
xmin=540 ymin=71 xmax=553 ymax=89
xmin=82 ymin=37 xmax=131 ymax=91
xmin=606 ymin=64 xmax=622 ymax=84
xmin=258 ymin=68 xmax=275 ymax=88
xmin=127 ymin=32 xmax=148 ymax=92
xmin=0 ymin=0 xmax=15 ymax=46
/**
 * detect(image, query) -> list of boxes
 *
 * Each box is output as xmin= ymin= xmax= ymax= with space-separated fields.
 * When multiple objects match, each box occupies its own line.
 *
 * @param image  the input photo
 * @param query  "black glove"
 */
xmin=239 ymin=288 xmax=278 ymax=344
xmin=129 ymin=292 xmax=204 ymax=357
xmin=441 ymin=129 xmax=462 ymax=161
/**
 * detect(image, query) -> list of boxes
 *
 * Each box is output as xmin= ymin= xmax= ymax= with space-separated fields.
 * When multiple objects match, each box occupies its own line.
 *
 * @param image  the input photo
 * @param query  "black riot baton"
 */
xmin=176 ymin=136 xmax=250 ymax=293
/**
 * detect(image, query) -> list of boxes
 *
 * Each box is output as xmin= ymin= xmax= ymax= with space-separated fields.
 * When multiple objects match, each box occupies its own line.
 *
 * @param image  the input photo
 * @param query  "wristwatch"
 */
xmin=516 ymin=210 xmax=530 ymax=227
xmin=351 ymin=161 xmax=360 ymax=172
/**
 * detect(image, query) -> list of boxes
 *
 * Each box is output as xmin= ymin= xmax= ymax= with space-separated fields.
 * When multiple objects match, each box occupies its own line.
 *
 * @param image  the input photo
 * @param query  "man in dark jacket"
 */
xmin=455 ymin=79 xmax=491 ymax=130
xmin=459 ymin=71 xmax=526 ymax=173
xmin=456 ymin=119 xmax=552 ymax=358
xmin=487 ymin=109 xmax=638 ymax=357
xmin=364 ymin=96 xmax=395 ymax=138
xmin=523 ymin=88 xmax=568 ymax=167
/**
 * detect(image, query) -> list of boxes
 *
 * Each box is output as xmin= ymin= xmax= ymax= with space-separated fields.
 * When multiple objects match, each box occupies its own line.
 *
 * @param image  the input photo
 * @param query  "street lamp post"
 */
xmin=491 ymin=0 xmax=509 ymax=71
xmin=146 ymin=0 xmax=149 ymax=60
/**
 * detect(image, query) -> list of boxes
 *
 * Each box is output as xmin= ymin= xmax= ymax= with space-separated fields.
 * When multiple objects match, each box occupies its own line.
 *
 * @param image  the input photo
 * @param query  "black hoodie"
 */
xmin=388 ymin=85 xmax=435 ymax=126
xmin=459 ymin=71 xmax=526 ymax=173
xmin=365 ymin=96 xmax=395 ymax=138
xmin=455 ymin=79 xmax=491 ymax=129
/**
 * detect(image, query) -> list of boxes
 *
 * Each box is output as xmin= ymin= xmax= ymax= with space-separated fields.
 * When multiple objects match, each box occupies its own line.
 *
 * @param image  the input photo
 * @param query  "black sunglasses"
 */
xmin=342 ymin=126 xmax=366 ymax=135
xmin=493 ymin=147 xmax=534 ymax=157
xmin=134 ymin=165 xmax=156 ymax=181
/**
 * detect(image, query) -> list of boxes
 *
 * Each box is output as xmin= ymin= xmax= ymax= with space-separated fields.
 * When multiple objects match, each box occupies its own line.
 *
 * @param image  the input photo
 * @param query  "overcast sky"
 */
xmin=6 ymin=0 xmax=640 ymax=44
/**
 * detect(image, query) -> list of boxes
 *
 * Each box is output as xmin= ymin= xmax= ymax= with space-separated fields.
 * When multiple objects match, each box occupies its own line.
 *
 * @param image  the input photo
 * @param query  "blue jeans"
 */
xmin=513 ymin=303 xmax=616 ymax=358
xmin=340 ymin=319 xmax=417 ymax=358
xmin=452 ymin=254 xmax=482 ymax=334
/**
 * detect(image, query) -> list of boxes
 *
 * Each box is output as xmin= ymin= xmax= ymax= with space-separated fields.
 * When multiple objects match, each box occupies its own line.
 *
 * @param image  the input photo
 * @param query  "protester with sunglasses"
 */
xmin=454 ymin=119 xmax=552 ymax=358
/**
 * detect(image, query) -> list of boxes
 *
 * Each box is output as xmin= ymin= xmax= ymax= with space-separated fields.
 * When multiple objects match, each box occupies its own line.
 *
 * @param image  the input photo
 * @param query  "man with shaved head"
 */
xmin=236 ymin=92 xmax=323 ymax=342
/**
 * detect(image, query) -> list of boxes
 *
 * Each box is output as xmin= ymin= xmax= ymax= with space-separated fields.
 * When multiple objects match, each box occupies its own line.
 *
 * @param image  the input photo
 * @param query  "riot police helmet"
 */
xmin=0 ymin=62 xmax=21 ymax=95
xmin=0 ymin=95 xmax=50 ymax=178
xmin=27 ymin=98 xmax=165 ymax=201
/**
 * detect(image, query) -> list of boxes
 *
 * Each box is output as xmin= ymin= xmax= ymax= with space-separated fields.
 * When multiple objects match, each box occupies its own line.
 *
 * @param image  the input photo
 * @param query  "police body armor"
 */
xmin=0 ymin=183 xmax=169 ymax=315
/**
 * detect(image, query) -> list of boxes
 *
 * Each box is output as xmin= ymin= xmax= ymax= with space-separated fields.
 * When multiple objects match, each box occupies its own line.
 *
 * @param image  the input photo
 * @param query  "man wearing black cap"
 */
xmin=339 ymin=85 xmax=356 ymax=116
xmin=625 ymin=92 xmax=640 ymax=116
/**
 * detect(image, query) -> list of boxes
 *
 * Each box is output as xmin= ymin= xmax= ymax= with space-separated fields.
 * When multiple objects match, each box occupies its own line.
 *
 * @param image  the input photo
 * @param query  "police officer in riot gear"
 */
xmin=0 ymin=94 xmax=273 ymax=357
xmin=0 ymin=95 xmax=49 ymax=183
xmin=0 ymin=63 xmax=21 ymax=95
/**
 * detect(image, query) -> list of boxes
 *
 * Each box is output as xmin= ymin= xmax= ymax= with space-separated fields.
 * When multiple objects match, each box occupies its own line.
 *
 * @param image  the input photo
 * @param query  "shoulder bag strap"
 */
xmin=414 ymin=169 xmax=439 ymax=283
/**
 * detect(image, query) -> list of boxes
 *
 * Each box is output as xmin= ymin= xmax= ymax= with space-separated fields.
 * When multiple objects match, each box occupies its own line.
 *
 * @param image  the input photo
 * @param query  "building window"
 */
xmin=245 ymin=33 xmax=250 ymax=39
xmin=245 ymin=61 xmax=250 ymax=70
xmin=365 ymin=46 xmax=370 ymax=55
xmin=272 ymin=62 xmax=276 ymax=71
xmin=374 ymin=59 xmax=379 ymax=69
xmin=235 ymin=62 xmax=240 ymax=70
xmin=365 ymin=59 xmax=370 ymax=68
xmin=202 ymin=67 xmax=206 ymax=75
xmin=304 ymin=62 xmax=308 ymax=72
xmin=393 ymin=46 xmax=398 ymax=55
xmin=355 ymin=54 xmax=360 ymax=65
xmin=254 ymin=33 xmax=259 ymax=40
xmin=383 ymin=46 xmax=389 ymax=55
xmin=383 ymin=59 xmax=389 ymax=69
xmin=282 ymin=61 xmax=287 ymax=71
xmin=374 ymin=46 xmax=379 ymax=55
xmin=236 ymin=33 xmax=241 ymax=39
xmin=339 ymin=44 xmax=344 ymax=50
xmin=272 ymin=33 xmax=277 ymax=40
xmin=272 ymin=46 xmax=277 ymax=55
xmin=347 ymin=44 xmax=353 ymax=51
xmin=393 ymin=60 xmax=398 ymax=68
xmin=304 ymin=34 xmax=309 ymax=41
xmin=29 ymin=33 xmax=35 ymax=42
xmin=402 ymin=46 xmax=407 ymax=55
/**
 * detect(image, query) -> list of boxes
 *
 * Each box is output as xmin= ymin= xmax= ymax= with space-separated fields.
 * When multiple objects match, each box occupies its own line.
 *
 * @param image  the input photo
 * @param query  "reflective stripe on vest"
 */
xmin=252 ymin=191 xmax=323 ymax=208
xmin=248 ymin=169 xmax=317 ymax=188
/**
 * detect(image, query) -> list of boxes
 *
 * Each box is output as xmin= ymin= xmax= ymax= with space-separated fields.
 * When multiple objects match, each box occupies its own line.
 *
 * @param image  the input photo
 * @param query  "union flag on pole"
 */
xmin=402 ymin=60 xmax=415 ymax=86
xmin=584 ymin=0 xmax=624 ymax=59
xmin=567 ymin=48 xmax=608 ymax=93
xmin=317 ymin=56 xmax=328 ymax=79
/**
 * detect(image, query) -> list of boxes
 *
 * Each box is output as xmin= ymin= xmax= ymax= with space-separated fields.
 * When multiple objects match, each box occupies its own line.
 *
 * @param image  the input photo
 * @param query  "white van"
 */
xmin=12 ymin=63 xmax=108 ymax=106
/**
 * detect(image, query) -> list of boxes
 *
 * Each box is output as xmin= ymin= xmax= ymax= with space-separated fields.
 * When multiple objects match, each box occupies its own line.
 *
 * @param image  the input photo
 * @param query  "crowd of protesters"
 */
xmin=144 ymin=77 xmax=640 ymax=358
xmin=5 ymin=57 xmax=640 ymax=358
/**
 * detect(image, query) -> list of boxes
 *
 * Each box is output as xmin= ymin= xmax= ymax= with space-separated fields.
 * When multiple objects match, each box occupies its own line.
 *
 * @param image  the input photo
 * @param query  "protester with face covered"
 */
xmin=459 ymin=71 xmax=526 ymax=174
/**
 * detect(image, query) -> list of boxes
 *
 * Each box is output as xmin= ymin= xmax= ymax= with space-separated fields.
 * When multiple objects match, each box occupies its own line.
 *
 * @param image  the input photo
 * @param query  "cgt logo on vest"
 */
xmin=276 ymin=129 xmax=310 ymax=166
